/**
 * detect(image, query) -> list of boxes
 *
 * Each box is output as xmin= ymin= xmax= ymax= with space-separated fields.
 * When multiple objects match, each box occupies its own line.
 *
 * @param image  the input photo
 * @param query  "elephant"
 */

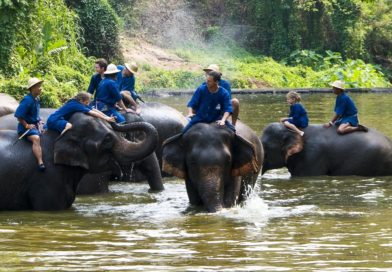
xmin=261 ymin=122 xmax=392 ymax=176
xmin=0 ymin=112 xmax=158 ymax=210
xmin=162 ymin=122 xmax=263 ymax=212
xmin=0 ymin=94 xmax=19 ymax=117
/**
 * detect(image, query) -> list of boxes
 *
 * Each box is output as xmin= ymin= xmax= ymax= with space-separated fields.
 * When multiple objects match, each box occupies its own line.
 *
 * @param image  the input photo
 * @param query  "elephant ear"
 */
xmin=162 ymin=133 xmax=186 ymax=179
xmin=282 ymin=132 xmax=304 ymax=161
xmin=232 ymin=135 xmax=260 ymax=176
xmin=54 ymin=132 xmax=89 ymax=169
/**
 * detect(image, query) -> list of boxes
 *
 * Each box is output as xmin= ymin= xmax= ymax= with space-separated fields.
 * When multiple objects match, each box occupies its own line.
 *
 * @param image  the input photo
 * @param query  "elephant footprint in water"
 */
xmin=162 ymin=122 xmax=263 ymax=213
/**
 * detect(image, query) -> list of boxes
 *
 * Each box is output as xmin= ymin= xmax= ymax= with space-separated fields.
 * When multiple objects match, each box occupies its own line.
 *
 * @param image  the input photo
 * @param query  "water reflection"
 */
xmin=1 ymin=93 xmax=392 ymax=271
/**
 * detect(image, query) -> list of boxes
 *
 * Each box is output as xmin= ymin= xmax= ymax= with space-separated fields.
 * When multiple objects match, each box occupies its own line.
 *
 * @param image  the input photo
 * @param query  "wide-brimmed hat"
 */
xmin=27 ymin=77 xmax=44 ymax=89
xmin=330 ymin=80 xmax=345 ymax=90
xmin=104 ymin=64 xmax=121 ymax=75
xmin=124 ymin=62 xmax=138 ymax=74
xmin=203 ymin=64 xmax=221 ymax=74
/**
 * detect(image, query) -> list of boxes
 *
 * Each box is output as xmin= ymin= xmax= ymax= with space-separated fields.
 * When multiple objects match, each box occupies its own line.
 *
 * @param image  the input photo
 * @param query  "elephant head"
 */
xmin=261 ymin=122 xmax=304 ymax=173
xmin=162 ymin=123 xmax=259 ymax=212
xmin=53 ymin=112 xmax=158 ymax=172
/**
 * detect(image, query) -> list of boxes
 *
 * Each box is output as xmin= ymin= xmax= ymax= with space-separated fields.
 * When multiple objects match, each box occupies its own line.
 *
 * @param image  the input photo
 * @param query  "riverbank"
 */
xmin=144 ymin=87 xmax=392 ymax=97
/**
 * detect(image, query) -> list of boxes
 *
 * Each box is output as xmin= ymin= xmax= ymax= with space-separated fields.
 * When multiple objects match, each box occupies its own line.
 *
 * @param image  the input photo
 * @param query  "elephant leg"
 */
xmin=185 ymin=179 xmax=202 ymax=206
xmin=77 ymin=173 xmax=110 ymax=195
xmin=224 ymin=176 xmax=242 ymax=208
xmin=28 ymin=182 xmax=73 ymax=211
xmin=138 ymin=153 xmax=164 ymax=192
xmin=238 ymin=175 xmax=256 ymax=203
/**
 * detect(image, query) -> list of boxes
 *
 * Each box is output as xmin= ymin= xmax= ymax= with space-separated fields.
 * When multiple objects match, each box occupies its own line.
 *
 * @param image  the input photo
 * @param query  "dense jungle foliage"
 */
xmin=0 ymin=0 xmax=391 ymax=106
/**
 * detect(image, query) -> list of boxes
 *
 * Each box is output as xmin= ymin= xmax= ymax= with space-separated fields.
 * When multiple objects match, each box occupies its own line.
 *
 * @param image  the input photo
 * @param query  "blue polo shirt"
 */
xmin=87 ymin=73 xmax=103 ymax=95
xmin=48 ymin=99 xmax=92 ymax=123
xmin=96 ymin=78 xmax=122 ymax=107
xmin=117 ymin=65 xmax=137 ymax=100
xmin=288 ymin=103 xmax=308 ymax=128
xmin=335 ymin=92 xmax=358 ymax=117
xmin=202 ymin=79 xmax=232 ymax=99
xmin=188 ymin=84 xmax=232 ymax=123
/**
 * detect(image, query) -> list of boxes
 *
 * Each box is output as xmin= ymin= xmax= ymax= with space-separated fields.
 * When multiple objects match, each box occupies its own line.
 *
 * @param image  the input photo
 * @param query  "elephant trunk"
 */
xmin=197 ymin=168 xmax=224 ymax=212
xmin=111 ymin=122 xmax=158 ymax=165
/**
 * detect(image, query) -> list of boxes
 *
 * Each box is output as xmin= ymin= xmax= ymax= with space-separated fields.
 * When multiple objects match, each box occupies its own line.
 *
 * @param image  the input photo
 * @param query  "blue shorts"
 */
xmin=17 ymin=123 xmax=40 ymax=141
xmin=287 ymin=119 xmax=308 ymax=129
xmin=335 ymin=115 xmax=359 ymax=127
xmin=47 ymin=118 xmax=68 ymax=133
xmin=103 ymin=108 xmax=125 ymax=123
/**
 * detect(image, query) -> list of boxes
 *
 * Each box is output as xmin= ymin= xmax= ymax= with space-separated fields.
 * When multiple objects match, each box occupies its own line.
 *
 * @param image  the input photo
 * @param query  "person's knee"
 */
xmin=337 ymin=126 xmax=346 ymax=134
xmin=29 ymin=135 xmax=40 ymax=144
xmin=65 ymin=123 xmax=72 ymax=130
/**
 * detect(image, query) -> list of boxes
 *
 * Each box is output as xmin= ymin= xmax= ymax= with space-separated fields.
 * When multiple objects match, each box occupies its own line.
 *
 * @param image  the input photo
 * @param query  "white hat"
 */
xmin=203 ymin=64 xmax=221 ymax=74
xmin=27 ymin=77 xmax=44 ymax=89
xmin=104 ymin=64 xmax=121 ymax=75
xmin=124 ymin=62 xmax=138 ymax=74
xmin=330 ymin=80 xmax=345 ymax=90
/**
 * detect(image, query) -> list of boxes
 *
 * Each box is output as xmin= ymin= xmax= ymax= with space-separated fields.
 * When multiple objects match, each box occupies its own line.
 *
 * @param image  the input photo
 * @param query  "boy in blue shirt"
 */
xmin=95 ymin=64 xmax=133 ymax=123
xmin=47 ymin=92 xmax=115 ymax=135
xmin=202 ymin=64 xmax=240 ymax=126
xmin=87 ymin=58 xmax=107 ymax=97
xmin=324 ymin=80 xmax=368 ymax=134
xmin=117 ymin=62 xmax=141 ymax=114
xmin=280 ymin=91 xmax=308 ymax=136
xmin=14 ymin=78 xmax=45 ymax=171
xmin=184 ymin=70 xmax=233 ymax=133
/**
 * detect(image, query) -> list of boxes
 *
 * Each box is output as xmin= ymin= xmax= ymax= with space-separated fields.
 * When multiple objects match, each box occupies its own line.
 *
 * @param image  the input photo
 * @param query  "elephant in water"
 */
xmin=162 ymin=122 xmax=263 ymax=213
xmin=0 ymin=94 xmax=19 ymax=117
xmin=0 ymin=113 xmax=158 ymax=210
xmin=261 ymin=122 xmax=392 ymax=176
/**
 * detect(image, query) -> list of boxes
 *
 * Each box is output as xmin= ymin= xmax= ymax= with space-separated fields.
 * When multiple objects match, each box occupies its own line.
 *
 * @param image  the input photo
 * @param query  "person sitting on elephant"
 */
xmin=14 ymin=77 xmax=45 ymax=171
xmin=87 ymin=58 xmax=107 ymax=98
xmin=323 ymin=80 xmax=368 ymax=134
xmin=117 ymin=62 xmax=142 ymax=115
xmin=46 ymin=92 xmax=115 ymax=135
xmin=202 ymin=64 xmax=240 ymax=126
xmin=95 ymin=63 xmax=133 ymax=123
xmin=184 ymin=70 xmax=233 ymax=133
xmin=280 ymin=91 xmax=308 ymax=136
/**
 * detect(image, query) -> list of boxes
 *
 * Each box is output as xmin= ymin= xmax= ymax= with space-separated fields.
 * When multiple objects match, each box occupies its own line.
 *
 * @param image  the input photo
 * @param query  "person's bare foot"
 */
xmin=299 ymin=131 xmax=304 ymax=137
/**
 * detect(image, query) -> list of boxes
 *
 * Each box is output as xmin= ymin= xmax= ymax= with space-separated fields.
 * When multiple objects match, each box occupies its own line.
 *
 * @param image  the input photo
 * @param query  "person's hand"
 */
xmin=323 ymin=122 xmax=332 ymax=128
xmin=217 ymin=119 xmax=225 ymax=126
xmin=125 ymin=108 xmax=136 ymax=113
xmin=187 ymin=113 xmax=195 ymax=119
xmin=26 ymin=124 xmax=36 ymax=130
xmin=106 ymin=116 xmax=116 ymax=123
xmin=135 ymin=107 xmax=142 ymax=115
xmin=280 ymin=118 xmax=287 ymax=123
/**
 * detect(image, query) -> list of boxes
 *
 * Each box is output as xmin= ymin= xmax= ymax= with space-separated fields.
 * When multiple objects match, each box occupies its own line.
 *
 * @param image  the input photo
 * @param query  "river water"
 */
xmin=1 ymin=93 xmax=392 ymax=271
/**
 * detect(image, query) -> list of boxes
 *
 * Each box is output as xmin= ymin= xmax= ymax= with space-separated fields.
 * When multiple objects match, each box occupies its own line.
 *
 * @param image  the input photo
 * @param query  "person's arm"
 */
xmin=217 ymin=91 xmax=233 ymax=125
xmin=15 ymin=98 xmax=36 ymax=129
xmin=186 ymin=87 xmax=201 ymax=117
xmin=217 ymin=111 xmax=231 ymax=126
xmin=324 ymin=114 xmax=339 ymax=127
xmin=88 ymin=110 xmax=116 ymax=122
xmin=324 ymin=96 xmax=345 ymax=127
xmin=17 ymin=118 xmax=36 ymax=129
xmin=87 ymin=75 xmax=96 ymax=94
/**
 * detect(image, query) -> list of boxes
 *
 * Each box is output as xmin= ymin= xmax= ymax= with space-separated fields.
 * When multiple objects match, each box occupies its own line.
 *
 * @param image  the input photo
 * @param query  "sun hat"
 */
xmin=104 ymin=64 xmax=121 ymax=75
xmin=124 ymin=62 xmax=138 ymax=74
xmin=203 ymin=64 xmax=221 ymax=74
xmin=330 ymin=80 xmax=345 ymax=90
xmin=27 ymin=77 xmax=44 ymax=89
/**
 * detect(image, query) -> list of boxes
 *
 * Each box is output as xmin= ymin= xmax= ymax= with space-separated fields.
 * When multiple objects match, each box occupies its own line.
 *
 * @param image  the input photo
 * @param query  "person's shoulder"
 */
xmin=21 ymin=94 xmax=34 ymax=103
xmin=219 ymin=86 xmax=230 ymax=95
xmin=117 ymin=65 xmax=124 ymax=71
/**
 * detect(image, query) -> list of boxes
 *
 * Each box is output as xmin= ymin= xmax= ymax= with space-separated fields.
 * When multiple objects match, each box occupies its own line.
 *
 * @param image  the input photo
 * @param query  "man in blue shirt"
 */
xmin=87 ymin=58 xmax=107 ymax=97
xmin=47 ymin=92 xmax=115 ymax=135
xmin=202 ymin=64 xmax=240 ymax=126
xmin=324 ymin=80 xmax=368 ymax=134
xmin=14 ymin=78 xmax=45 ymax=171
xmin=95 ymin=64 xmax=133 ymax=123
xmin=184 ymin=70 xmax=233 ymax=133
xmin=117 ymin=62 xmax=141 ymax=114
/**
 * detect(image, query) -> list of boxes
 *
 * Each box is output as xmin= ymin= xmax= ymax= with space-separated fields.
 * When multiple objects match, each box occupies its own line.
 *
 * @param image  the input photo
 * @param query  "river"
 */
xmin=1 ymin=93 xmax=392 ymax=271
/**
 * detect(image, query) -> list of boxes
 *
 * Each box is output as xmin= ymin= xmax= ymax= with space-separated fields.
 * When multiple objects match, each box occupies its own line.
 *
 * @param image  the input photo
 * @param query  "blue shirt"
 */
xmin=335 ymin=92 xmax=358 ymax=117
xmin=87 ymin=73 xmax=103 ymax=95
xmin=117 ymin=65 xmax=137 ymax=100
xmin=187 ymin=85 xmax=232 ymax=123
xmin=202 ymin=79 xmax=232 ymax=99
xmin=47 ymin=99 xmax=92 ymax=123
xmin=289 ymin=103 xmax=308 ymax=128
xmin=14 ymin=93 xmax=40 ymax=124
xmin=96 ymin=78 xmax=122 ymax=107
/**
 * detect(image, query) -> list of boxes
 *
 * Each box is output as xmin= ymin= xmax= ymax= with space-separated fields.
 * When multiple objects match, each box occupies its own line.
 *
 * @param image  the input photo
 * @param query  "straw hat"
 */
xmin=203 ymin=64 xmax=221 ymax=74
xmin=27 ymin=77 xmax=44 ymax=89
xmin=125 ymin=62 xmax=138 ymax=74
xmin=330 ymin=80 xmax=345 ymax=90
xmin=104 ymin=64 xmax=121 ymax=75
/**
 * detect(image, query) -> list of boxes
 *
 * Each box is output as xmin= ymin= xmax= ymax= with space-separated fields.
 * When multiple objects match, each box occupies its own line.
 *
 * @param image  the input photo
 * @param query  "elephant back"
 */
xmin=0 ymin=94 xmax=19 ymax=118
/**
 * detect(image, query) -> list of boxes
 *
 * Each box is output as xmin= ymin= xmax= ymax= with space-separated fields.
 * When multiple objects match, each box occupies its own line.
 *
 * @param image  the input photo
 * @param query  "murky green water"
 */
xmin=2 ymin=93 xmax=392 ymax=271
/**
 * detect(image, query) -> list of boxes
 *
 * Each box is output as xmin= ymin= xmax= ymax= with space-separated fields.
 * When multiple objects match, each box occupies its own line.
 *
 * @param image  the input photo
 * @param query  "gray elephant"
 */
xmin=261 ymin=122 xmax=392 ymax=176
xmin=0 ymin=94 xmax=19 ymax=117
xmin=162 ymin=122 xmax=263 ymax=212
xmin=0 ymin=113 xmax=158 ymax=210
